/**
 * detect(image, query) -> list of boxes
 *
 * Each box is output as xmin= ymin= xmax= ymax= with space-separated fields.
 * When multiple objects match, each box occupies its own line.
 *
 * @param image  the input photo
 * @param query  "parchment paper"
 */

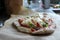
xmin=0 ymin=12 xmax=60 ymax=40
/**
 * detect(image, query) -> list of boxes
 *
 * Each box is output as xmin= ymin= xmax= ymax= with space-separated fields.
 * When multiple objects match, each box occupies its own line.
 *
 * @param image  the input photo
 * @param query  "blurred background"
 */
xmin=0 ymin=0 xmax=60 ymax=17
xmin=51 ymin=0 xmax=60 ymax=4
xmin=0 ymin=0 xmax=10 ymax=20
xmin=0 ymin=0 xmax=60 ymax=27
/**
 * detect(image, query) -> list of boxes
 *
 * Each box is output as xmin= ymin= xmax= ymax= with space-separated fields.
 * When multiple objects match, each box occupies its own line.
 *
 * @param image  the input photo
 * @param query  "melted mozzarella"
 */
xmin=21 ymin=18 xmax=32 ymax=25
xmin=31 ymin=17 xmax=44 ymax=26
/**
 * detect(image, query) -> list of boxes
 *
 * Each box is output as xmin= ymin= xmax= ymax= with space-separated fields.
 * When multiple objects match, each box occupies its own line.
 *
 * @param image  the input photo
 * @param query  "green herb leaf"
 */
xmin=26 ymin=17 xmax=29 ymax=18
xmin=28 ymin=22 xmax=36 ymax=28
xmin=42 ymin=23 xmax=48 ymax=27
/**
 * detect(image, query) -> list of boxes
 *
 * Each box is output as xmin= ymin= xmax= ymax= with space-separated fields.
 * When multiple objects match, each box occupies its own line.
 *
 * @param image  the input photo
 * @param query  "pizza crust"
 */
xmin=13 ymin=20 xmax=56 ymax=34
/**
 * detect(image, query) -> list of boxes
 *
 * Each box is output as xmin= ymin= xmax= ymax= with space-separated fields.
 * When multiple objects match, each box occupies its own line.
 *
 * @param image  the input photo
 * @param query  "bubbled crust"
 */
xmin=13 ymin=19 xmax=56 ymax=34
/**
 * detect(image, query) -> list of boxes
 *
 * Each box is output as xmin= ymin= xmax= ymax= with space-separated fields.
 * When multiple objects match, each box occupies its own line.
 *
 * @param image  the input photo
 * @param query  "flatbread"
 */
xmin=12 ymin=13 xmax=56 ymax=34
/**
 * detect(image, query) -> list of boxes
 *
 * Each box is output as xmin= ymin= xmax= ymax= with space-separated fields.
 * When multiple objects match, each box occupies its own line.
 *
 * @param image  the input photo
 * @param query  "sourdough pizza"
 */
xmin=13 ymin=14 xmax=56 ymax=34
